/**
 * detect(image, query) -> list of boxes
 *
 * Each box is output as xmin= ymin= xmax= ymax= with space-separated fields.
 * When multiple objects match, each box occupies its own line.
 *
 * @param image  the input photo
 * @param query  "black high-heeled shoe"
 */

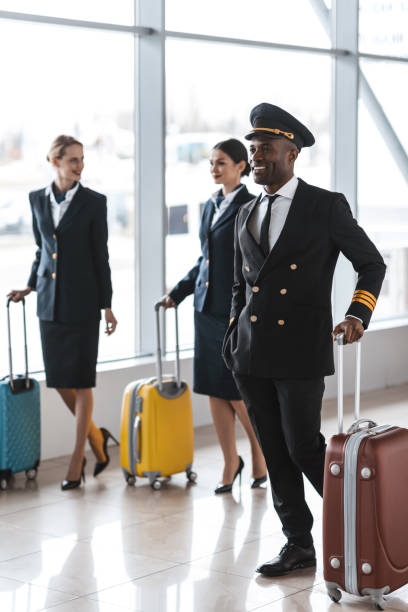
xmin=93 ymin=427 xmax=119 ymax=477
xmin=61 ymin=457 xmax=87 ymax=491
xmin=214 ymin=456 xmax=244 ymax=494
xmin=251 ymin=474 xmax=267 ymax=489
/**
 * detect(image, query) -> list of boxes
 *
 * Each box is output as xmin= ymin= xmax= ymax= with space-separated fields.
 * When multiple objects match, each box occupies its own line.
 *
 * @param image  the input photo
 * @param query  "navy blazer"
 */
xmin=27 ymin=184 xmax=112 ymax=323
xmin=223 ymin=179 xmax=386 ymax=379
xmin=169 ymin=185 xmax=255 ymax=316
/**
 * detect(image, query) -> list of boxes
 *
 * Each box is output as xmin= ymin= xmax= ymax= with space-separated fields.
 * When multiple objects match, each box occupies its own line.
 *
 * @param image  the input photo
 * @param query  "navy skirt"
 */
xmin=39 ymin=319 xmax=100 ymax=388
xmin=193 ymin=310 xmax=241 ymax=400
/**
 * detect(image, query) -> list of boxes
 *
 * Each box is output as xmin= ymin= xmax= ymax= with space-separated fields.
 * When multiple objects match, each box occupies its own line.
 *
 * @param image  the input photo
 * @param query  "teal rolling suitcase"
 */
xmin=0 ymin=299 xmax=41 ymax=490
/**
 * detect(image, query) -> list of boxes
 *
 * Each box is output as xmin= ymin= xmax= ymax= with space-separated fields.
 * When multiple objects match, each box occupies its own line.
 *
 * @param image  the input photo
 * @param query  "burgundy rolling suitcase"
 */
xmin=323 ymin=333 xmax=408 ymax=610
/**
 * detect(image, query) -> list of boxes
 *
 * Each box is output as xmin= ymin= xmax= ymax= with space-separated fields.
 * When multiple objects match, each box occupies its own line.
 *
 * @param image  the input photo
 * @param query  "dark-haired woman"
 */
xmin=162 ymin=138 xmax=266 ymax=493
xmin=8 ymin=135 xmax=118 ymax=490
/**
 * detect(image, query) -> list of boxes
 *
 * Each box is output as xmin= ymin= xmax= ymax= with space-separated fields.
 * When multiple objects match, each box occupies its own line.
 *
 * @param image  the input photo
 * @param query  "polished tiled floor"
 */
xmin=1 ymin=384 xmax=408 ymax=611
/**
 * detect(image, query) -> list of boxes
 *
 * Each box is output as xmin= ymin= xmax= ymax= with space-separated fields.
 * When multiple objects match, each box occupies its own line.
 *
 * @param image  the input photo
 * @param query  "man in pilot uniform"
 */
xmin=223 ymin=103 xmax=386 ymax=576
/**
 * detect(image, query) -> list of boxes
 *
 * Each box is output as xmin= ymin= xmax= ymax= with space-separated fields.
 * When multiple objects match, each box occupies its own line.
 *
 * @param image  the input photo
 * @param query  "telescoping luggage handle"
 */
xmin=336 ymin=332 xmax=364 ymax=434
xmin=6 ymin=297 xmax=30 ymax=392
xmin=154 ymin=301 xmax=181 ymax=391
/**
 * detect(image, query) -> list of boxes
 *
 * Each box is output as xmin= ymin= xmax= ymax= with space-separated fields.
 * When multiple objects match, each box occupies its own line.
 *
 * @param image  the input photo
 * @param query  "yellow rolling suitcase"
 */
xmin=120 ymin=302 xmax=196 ymax=489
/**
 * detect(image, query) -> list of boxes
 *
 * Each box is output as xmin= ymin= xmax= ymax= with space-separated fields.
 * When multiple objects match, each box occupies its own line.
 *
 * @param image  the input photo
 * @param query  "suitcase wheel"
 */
xmin=0 ymin=479 xmax=8 ymax=491
xmin=151 ymin=479 xmax=162 ymax=490
xmin=126 ymin=475 xmax=136 ymax=486
xmin=186 ymin=470 xmax=197 ymax=483
xmin=327 ymin=586 xmax=342 ymax=603
xmin=26 ymin=469 xmax=37 ymax=481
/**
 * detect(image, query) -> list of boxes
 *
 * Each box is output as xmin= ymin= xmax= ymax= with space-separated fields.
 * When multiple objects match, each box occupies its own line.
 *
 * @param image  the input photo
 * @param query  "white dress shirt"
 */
xmin=45 ymin=181 xmax=80 ymax=228
xmin=210 ymin=185 xmax=244 ymax=227
xmin=248 ymin=175 xmax=298 ymax=251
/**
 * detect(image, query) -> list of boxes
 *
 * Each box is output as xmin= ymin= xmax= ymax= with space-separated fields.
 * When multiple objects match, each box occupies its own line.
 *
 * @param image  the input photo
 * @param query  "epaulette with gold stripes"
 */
xmin=351 ymin=290 xmax=377 ymax=312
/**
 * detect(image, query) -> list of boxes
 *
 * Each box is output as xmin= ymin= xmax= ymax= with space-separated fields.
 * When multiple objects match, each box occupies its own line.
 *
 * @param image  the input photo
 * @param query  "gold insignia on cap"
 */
xmin=253 ymin=127 xmax=294 ymax=140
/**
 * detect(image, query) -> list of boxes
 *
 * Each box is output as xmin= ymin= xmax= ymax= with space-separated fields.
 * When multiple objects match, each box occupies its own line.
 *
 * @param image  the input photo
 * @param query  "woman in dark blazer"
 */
xmin=8 ymin=135 xmax=118 ymax=490
xmin=162 ymin=139 xmax=266 ymax=493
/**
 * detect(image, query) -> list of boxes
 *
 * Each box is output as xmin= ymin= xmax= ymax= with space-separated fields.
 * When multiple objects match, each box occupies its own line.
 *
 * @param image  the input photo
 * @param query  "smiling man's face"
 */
xmin=248 ymin=135 xmax=298 ymax=191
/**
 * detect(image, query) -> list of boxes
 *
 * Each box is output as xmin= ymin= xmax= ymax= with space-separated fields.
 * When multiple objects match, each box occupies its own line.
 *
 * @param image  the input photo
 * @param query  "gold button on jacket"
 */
xmin=252 ymin=286 xmax=259 ymax=293
xmin=250 ymin=315 xmax=258 ymax=322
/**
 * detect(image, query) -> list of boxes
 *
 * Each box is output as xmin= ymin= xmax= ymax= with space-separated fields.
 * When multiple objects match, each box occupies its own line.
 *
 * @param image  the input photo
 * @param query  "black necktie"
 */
xmin=259 ymin=194 xmax=278 ymax=257
xmin=214 ymin=190 xmax=225 ymax=210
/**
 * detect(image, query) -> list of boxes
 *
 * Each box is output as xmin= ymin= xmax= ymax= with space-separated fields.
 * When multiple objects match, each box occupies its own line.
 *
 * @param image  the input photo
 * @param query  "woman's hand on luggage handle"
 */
xmin=160 ymin=295 xmax=176 ymax=309
xmin=332 ymin=318 xmax=364 ymax=345
xmin=104 ymin=308 xmax=118 ymax=335
xmin=7 ymin=287 xmax=32 ymax=303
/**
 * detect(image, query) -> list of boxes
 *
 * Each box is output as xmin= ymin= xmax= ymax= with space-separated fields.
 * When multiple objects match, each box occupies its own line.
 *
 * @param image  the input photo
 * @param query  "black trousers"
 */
xmin=233 ymin=373 xmax=326 ymax=547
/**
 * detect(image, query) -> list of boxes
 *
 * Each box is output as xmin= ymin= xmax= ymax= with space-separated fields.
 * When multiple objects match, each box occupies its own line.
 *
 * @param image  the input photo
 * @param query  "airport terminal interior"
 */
xmin=0 ymin=1 xmax=407 ymax=611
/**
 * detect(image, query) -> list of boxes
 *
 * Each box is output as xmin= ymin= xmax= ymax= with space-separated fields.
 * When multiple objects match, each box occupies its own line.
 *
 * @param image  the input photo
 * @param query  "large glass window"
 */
xmin=358 ymin=61 xmax=408 ymax=322
xmin=0 ymin=21 xmax=135 ymax=376
xmin=166 ymin=0 xmax=330 ymax=48
xmin=165 ymin=39 xmax=331 ymax=350
xmin=359 ymin=0 xmax=408 ymax=58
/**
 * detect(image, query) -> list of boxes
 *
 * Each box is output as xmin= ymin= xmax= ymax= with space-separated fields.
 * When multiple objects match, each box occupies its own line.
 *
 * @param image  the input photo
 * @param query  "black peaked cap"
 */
xmin=245 ymin=103 xmax=315 ymax=150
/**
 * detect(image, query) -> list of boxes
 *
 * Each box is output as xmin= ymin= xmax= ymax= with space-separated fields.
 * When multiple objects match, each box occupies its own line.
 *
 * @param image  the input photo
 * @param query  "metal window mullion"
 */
xmin=331 ymin=0 xmax=359 ymax=325
xmin=0 ymin=9 xmax=153 ymax=34
xmin=359 ymin=51 xmax=408 ymax=64
xmin=137 ymin=0 xmax=165 ymax=356
xmin=165 ymin=28 xmax=348 ymax=57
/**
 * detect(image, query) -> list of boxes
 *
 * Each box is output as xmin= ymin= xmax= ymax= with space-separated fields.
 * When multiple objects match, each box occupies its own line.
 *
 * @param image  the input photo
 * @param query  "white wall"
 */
xmin=40 ymin=324 xmax=408 ymax=460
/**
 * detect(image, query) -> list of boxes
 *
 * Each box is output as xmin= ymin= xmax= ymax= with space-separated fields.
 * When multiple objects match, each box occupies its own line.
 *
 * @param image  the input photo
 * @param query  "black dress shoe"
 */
xmin=93 ymin=427 xmax=119 ymax=477
xmin=214 ymin=456 xmax=244 ymax=494
xmin=256 ymin=543 xmax=316 ymax=576
xmin=251 ymin=475 xmax=267 ymax=489
xmin=61 ymin=458 xmax=87 ymax=491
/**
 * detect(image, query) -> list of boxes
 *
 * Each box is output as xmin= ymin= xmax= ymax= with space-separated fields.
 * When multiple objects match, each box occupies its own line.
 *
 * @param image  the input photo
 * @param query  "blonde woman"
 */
xmin=8 ymin=135 xmax=118 ymax=490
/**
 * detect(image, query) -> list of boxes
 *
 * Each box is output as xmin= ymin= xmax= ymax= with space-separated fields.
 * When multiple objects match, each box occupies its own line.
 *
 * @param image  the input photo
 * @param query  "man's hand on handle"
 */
xmin=332 ymin=318 xmax=364 ymax=345
xmin=160 ymin=295 xmax=176 ymax=310
xmin=7 ymin=287 xmax=32 ymax=303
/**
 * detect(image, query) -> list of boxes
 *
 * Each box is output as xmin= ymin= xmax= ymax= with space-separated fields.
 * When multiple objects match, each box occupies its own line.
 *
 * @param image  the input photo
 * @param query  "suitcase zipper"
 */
xmin=343 ymin=425 xmax=392 ymax=595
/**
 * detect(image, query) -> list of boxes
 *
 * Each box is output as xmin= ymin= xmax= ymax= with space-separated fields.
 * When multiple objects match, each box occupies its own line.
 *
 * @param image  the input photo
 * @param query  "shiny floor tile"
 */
xmin=0 ymin=536 xmax=176 ymax=597
xmin=0 ymin=522 xmax=50 ymax=563
xmin=90 ymin=564 xmax=297 ymax=612
xmin=0 ymin=497 xmax=155 ymax=540
xmin=0 ymin=576 xmax=73 ymax=612
xmin=86 ymin=511 xmax=258 ymax=564
xmin=43 ymin=598 xmax=135 ymax=612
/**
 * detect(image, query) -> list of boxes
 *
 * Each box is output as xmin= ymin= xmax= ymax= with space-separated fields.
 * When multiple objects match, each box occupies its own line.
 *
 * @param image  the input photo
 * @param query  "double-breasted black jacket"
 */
xmin=222 ymin=178 xmax=386 ymax=379
xmin=27 ymin=184 xmax=112 ymax=323
xmin=169 ymin=185 xmax=255 ymax=316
